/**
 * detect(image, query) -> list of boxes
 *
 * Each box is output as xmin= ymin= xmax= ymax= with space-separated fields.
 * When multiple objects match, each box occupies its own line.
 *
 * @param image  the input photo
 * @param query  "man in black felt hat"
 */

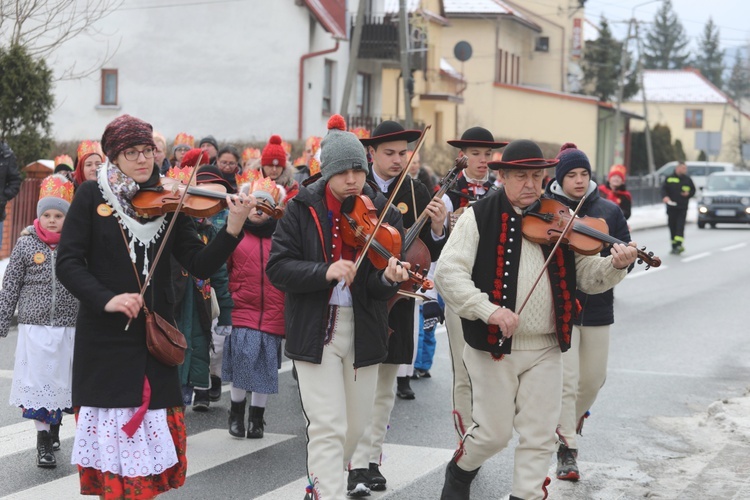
xmin=442 ymin=126 xmax=508 ymax=440
xmin=347 ymin=120 xmax=449 ymax=494
xmin=434 ymin=139 xmax=638 ymax=500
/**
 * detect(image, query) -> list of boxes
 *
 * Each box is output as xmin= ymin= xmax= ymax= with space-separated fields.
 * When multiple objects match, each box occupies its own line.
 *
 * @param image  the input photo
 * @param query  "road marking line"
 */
xmin=0 ymin=369 xmax=12 ymax=379
xmin=1 ymin=429 xmax=294 ymax=499
xmin=681 ymin=252 xmax=711 ymax=263
xmin=611 ymin=368 xmax=706 ymax=378
xmin=721 ymin=243 xmax=747 ymax=252
xmin=255 ymin=443 xmax=454 ymax=499
xmin=626 ymin=265 xmax=668 ymax=279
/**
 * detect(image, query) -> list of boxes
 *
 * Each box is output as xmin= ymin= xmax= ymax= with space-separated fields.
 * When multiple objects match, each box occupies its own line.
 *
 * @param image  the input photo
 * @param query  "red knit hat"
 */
xmin=261 ymin=135 xmax=287 ymax=168
xmin=180 ymin=148 xmax=210 ymax=168
xmin=609 ymin=164 xmax=627 ymax=181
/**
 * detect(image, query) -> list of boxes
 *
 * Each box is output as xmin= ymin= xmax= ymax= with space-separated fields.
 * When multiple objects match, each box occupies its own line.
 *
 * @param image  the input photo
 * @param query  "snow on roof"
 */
xmin=629 ymin=69 xmax=729 ymax=104
xmin=383 ymin=0 xmax=420 ymax=13
xmin=440 ymin=58 xmax=464 ymax=80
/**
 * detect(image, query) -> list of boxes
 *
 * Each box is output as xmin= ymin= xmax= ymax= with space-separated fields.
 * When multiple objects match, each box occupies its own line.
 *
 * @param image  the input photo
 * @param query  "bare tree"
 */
xmin=0 ymin=0 xmax=122 ymax=79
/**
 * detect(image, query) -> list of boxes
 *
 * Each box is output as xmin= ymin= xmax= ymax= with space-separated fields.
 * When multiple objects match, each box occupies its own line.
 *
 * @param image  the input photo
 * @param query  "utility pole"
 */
xmin=634 ymin=21 xmax=656 ymax=177
xmin=340 ymin=0 xmax=367 ymax=117
xmin=739 ymin=104 xmax=745 ymax=168
xmin=398 ymin=0 xmax=413 ymax=128
xmin=611 ymin=18 xmax=633 ymax=168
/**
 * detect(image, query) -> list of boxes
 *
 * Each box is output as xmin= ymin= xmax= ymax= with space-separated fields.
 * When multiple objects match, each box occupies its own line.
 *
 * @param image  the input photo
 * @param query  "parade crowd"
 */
xmin=5 ymin=111 xmax=701 ymax=500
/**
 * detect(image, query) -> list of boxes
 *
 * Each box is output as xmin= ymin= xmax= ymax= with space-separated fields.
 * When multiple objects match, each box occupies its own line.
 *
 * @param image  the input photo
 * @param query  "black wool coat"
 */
xmin=367 ymin=173 xmax=446 ymax=364
xmin=56 ymin=181 xmax=242 ymax=409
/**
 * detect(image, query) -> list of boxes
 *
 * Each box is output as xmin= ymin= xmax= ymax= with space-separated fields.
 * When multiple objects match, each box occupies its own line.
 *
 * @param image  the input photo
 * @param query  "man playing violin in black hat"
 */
xmin=434 ymin=139 xmax=638 ymax=500
xmin=347 ymin=120 xmax=448 ymax=494
xmin=442 ymin=126 xmax=508 ymax=440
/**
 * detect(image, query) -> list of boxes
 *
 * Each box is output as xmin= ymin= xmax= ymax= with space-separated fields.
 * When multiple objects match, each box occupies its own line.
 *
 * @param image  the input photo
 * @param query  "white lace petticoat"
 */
xmin=71 ymin=406 xmax=178 ymax=477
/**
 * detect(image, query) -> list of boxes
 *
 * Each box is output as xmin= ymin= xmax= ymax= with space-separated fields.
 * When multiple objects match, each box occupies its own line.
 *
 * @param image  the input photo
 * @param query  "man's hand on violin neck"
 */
xmin=326 ymin=260 xmax=358 ymax=286
xmin=488 ymin=307 xmax=519 ymax=337
xmin=425 ymin=197 xmax=447 ymax=234
xmin=384 ymin=256 xmax=410 ymax=284
xmin=611 ymin=242 xmax=638 ymax=269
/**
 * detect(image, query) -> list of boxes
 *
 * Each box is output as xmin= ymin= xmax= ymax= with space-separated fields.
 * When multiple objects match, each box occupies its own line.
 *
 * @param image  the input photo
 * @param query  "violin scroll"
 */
xmin=637 ymin=246 xmax=661 ymax=269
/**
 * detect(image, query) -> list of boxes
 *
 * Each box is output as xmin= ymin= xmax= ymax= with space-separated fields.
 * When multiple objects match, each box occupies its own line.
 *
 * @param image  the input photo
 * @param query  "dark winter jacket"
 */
xmin=0 ymin=225 xmax=79 ymax=336
xmin=266 ymin=178 xmax=403 ymax=368
xmin=56 ymin=180 xmax=242 ymax=409
xmin=545 ymin=180 xmax=631 ymax=326
xmin=367 ymin=172 xmax=446 ymax=363
xmin=661 ymin=173 xmax=695 ymax=209
xmin=0 ymin=142 xmax=22 ymax=222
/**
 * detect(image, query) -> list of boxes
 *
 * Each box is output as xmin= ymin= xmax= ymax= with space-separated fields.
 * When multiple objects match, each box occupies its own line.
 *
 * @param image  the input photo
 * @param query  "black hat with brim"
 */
xmin=447 ymin=126 xmax=508 ymax=149
xmin=196 ymin=164 xmax=236 ymax=194
xmin=360 ymin=120 xmax=422 ymax=147
xmin=488 ymin=139 xmax=559 ymax=170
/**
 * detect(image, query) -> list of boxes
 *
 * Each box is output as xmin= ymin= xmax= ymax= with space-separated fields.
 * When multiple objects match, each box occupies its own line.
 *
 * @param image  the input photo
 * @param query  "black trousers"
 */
xmin=666 ymin=205 xmax=687 ymax=247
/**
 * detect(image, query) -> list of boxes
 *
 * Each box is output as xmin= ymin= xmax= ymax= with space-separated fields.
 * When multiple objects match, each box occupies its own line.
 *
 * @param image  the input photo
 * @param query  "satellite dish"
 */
xmin=454 ymin=41 xmax=472 ymax=62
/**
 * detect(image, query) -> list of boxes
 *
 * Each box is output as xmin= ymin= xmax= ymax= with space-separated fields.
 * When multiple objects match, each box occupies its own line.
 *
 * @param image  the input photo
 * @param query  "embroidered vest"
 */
xmin=461 ymin=189 xmax=577 ymax=356
xmin=447 ymin=174 xmax=496 ymax=210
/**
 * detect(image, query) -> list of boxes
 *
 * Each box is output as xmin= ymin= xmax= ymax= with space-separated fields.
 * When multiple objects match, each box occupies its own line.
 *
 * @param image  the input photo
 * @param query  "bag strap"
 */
xmin=118 ymin=225 xmax=150 ymax=313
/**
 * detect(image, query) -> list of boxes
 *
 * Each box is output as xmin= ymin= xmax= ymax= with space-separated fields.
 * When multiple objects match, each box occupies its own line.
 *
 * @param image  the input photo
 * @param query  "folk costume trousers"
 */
xmin=558 ymin=325 xmax=610 ymax=449
xmin=294 ymin=307 xmax=378 ymax=500
xmin=458 ymin=344 xmax=562 ymax=500
xmin=445 ymin=305 xmax=473 ymax=438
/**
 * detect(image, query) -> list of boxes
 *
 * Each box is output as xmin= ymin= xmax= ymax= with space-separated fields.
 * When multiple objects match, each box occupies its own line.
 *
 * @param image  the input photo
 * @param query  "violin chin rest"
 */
xmin=341 ymin=195 xmax=356 ymax=214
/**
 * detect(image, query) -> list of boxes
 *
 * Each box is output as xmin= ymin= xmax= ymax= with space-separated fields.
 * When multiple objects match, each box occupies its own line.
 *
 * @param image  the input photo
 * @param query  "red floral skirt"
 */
xmin=76 ymin=406 xmax=187 ymax=499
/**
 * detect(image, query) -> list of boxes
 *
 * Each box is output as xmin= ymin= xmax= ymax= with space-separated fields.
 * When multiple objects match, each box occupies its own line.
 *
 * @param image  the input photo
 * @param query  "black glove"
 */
xmin=423 ymin=300 xmax=445 ymax=325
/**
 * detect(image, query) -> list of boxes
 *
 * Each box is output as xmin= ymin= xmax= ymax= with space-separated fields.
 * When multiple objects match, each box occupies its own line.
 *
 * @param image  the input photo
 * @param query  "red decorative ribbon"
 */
xmin=121 ymin=376 xmax=152 ymax=438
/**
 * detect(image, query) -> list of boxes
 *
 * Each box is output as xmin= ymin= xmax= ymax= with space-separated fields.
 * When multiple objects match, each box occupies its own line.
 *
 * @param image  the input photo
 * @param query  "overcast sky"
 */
xmin=583 ymin=0 xmax=749 ymax=51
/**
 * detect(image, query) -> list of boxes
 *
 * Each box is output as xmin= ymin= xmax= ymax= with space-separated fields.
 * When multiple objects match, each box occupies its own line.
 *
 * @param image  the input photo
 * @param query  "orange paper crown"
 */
xmin=54 ymin=154 xmax=74 ymax=168
xmin=308 ymin=157 xmax=321 ymax=177
xmin=242 ymin=147 xmax=261 ymax=165
xmin=173 ymin=132 xmax=195 ymax=149
xmin=235 ymin=169 xmax=262 ymax=188
xmin=281 ymin=140 xmax=292 ymax=155
xmin=349 ymin=127 xmax=370 ymax=139
xmin=166 ymin=166 xmax=195 ymax=184
xmin=39 ymin=174 xmax=74 ymax=204
xmin=77 ymin=140 xmax=103 ymax=160
xmin=305 ymin=136 xmax=322 ymax=155
xmin=248 ymin=177 xmax=282 ymax=204
xmin=293 ymin=156 xmax=307 ymax=167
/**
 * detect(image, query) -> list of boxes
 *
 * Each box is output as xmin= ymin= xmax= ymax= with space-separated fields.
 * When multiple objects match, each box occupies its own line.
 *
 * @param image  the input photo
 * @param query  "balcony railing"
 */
xmin=353 ymin=15 xmax=399 ymax=61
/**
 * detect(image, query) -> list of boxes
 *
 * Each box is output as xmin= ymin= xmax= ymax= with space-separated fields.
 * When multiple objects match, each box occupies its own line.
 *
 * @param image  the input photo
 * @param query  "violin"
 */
xmin=132 ymin=178 xmax=284 ymax=219
xmin=340 ymin=194 xmax=433 ymax=292
xmin=522 ymin=198 xmax=661 ymax=269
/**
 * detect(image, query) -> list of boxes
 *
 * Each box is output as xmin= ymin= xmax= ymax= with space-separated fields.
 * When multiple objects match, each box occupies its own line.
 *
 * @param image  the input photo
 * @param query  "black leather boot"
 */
xmin=440 ymin=459 xmax=479 ymax=499
xmin=209 ymin=375 xmax=222 ymax=402
xmin=49 ymin=422 xmax=61 ymax=450
xmin=36 ymin=430 xmax=56 ymax=468
xmin=396 ymin=376 xmax=415 ymax=400
xmin=246 ymin=406 xmax=265 ymax=439
xmin=228 ymin=399 xmax=246 ymax=437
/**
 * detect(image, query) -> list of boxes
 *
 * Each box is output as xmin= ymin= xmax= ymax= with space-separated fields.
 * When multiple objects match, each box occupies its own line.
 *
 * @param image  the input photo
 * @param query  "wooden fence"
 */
xmin=1 ymin=162 xmax=53 ymax=259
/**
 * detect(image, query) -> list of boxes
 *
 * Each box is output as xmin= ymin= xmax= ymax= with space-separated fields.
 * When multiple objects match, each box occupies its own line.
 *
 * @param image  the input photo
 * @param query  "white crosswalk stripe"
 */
xmin=0 ymin=419 xmax=77 ymax=460
xmin=256 ymin=443 xmax=454 ymax=499
xmin=1 ymin=430 xmax=294 ymax=499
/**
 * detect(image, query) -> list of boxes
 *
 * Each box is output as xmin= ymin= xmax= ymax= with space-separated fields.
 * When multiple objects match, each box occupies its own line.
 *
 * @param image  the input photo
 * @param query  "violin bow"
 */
xmin=124 ymin=164 xmax=202 ymax=330
xmin=354 ymin=124 xmax=432 ymax=270
xmin=515 ymin=194 xmax=587 ymax=317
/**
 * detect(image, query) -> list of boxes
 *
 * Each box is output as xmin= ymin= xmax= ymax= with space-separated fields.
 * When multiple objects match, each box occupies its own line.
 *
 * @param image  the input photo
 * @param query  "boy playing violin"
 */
xmin=266 ymin=115 xmax=409 ymax=500
xmin=434 ymin=139 xmax=637 ymax=500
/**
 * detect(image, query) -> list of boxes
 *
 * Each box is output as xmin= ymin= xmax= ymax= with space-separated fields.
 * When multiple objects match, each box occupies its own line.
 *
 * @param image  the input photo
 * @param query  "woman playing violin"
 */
xmin=544 ymin=143 xmax=632 ymax=483
xmin=434 ymin=139 xmax=637 ymax=500
xmin=266 ymin=115 xmax=409 ymax=500
xmin=56 ymin=115 xmax=255 ymax=499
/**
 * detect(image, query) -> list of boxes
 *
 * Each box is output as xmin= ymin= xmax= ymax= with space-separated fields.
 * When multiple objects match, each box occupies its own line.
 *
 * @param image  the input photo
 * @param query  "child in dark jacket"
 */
xmin=1 ymin=175 xmax=78 ymax=468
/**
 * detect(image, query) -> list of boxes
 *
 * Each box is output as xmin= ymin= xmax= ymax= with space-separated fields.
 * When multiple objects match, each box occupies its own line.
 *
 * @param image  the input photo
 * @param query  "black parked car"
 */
xmin=697 ymin=172 xmax=750 ymax=228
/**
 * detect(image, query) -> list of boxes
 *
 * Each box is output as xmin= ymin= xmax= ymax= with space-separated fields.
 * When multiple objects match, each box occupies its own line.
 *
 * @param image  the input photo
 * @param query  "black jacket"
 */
xmin=661 ymin=173 xmax=695 ymax=209
xmin=57 ymin=181 xmax=242 ymax=409
xmin=266 ymin=178 xmax=402 ymax=368
xmin=545 ymin=180 xmax=631 ymax=326
xmin=367 ymin=172 xmax=446 ymax=363
xmin=0 ymin=142 xmax=22 ymax=222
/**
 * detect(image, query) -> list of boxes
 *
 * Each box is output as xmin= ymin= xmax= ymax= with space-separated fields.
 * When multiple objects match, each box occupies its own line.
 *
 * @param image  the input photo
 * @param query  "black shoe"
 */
xmin=347 ymin=469 xmax=371 ymax=497
xmin=192 ymin=389 xmax=210 ymax=412
xmin=36 ymin=431 xmax=56 ymax=468
xmin=209 ymin=375 xmax=222 ymax=402
xmin=396 ymin=376 xmax=415 ymax=400
xmin=247 ymin=406 xmax=265 ymax=439
xmin=367 ymin=463 xmax=386 ymax=491
xmin=228 ymin=399 xmax=246 ymax=437
xmin=49 ymin=423 xmax=61 ymax=451
xmin=440 ymin=459 xmax=479 ymax=500
xmin=556 ymin=444 xmax=580 ymax=481
xmin=414 ymin=368 xmax=431 ymax=378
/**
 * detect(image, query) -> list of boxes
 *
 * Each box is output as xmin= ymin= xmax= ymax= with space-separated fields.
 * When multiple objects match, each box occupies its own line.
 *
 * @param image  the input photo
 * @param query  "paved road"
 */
xmin=1 ymin=222 xmax=749 ymax=499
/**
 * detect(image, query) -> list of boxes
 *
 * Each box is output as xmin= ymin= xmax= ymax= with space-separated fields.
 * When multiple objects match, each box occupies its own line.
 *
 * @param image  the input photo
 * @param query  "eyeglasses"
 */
xmin=123 ymin=147 xmax=155 ymax=161
xmin=219 ymin=161 xmax=238 ymax=168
